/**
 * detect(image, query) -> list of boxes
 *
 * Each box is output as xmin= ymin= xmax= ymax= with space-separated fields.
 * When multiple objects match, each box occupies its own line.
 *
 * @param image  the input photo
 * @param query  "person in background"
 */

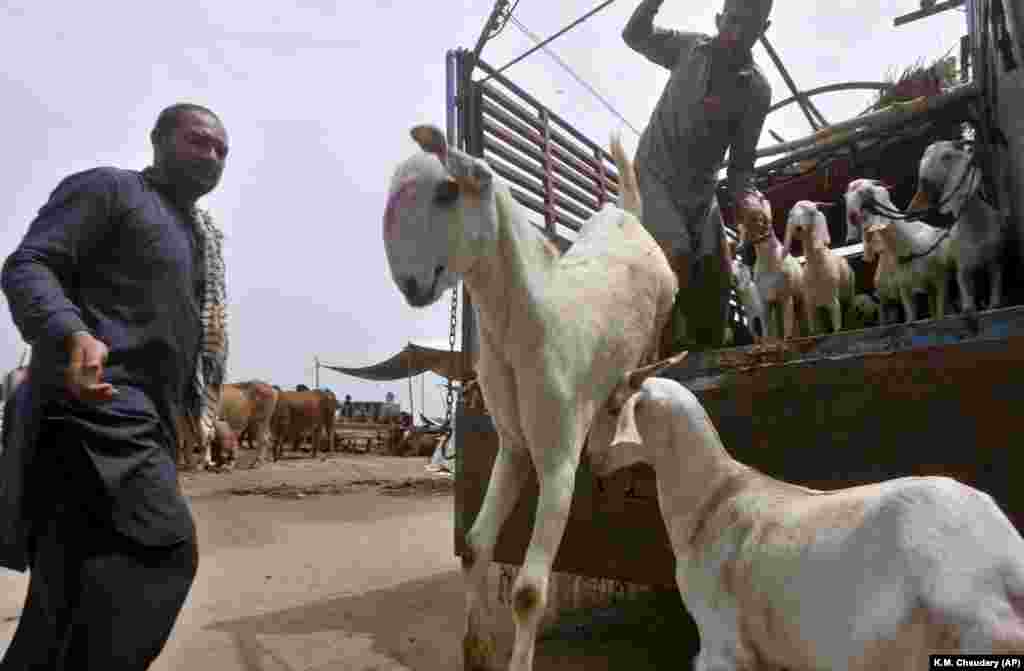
xmin=339 ymin=394 xmax=354 ymax=419
xmin=623 ymin=0 xmax=774 ymax=352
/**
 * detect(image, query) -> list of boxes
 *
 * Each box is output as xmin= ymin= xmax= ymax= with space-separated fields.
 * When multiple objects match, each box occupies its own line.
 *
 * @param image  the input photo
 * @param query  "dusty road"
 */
xmin=0 ymin=450 xmax=695 ymax=670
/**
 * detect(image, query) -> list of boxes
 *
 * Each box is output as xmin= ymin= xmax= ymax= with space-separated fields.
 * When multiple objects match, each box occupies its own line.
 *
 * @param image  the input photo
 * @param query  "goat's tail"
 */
xmin=610 ymin=132 xmax=642 ymax=221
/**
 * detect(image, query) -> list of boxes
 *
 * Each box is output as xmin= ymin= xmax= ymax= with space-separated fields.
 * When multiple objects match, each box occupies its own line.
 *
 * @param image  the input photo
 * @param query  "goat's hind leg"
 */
xmin=464 ymin=441 xmax=531 ymax=671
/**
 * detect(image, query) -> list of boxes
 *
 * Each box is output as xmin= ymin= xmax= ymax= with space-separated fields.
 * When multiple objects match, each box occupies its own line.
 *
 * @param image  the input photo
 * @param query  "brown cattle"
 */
xmin=271 ymin=389 xmax=338 ymax=461
xmin=219 ymin=380 xmax=278 ymax=466
xmin=210 ymin=419 xmax=238 ymax=469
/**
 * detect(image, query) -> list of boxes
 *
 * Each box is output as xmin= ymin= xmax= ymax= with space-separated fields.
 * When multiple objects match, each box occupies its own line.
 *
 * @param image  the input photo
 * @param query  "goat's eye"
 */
xmin=434 ymin=178 xmax=459 ymax=205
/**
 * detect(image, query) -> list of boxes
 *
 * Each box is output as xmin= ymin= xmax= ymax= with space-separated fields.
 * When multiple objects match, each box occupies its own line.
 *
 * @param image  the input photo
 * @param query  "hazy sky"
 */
xmin=0 ymin=1 xmax=967 ymax=419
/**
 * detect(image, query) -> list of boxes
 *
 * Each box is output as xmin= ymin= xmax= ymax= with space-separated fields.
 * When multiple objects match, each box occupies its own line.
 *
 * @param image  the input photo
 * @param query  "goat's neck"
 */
xmin=801 ymin=237 xmax=831 ymax=265
xmin=872 ymin=214 xmax=923 ymax=258
xmin=752 ymin=234 xmax=785 ymax=271
xmin=650 ymin=409 xmax=750 ymax=557
xmin=462 ymin=187 xmax=557 ymax=346
xmin=959 ymin=191 xmax=1000 ymax=232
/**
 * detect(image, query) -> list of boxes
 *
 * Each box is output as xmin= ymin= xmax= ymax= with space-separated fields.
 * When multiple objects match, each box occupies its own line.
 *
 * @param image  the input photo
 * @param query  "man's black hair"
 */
xmin=152 ymin=103 xmax=222 ymax=142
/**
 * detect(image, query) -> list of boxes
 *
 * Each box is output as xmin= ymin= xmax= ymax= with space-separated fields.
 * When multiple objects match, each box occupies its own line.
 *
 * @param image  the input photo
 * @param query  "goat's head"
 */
xmin=734 ymin=189 xmax=772 ymax=245
xmin=783 ymin=200 xmax=831 ymax=258
xmin=588 ymin=352 xmax=688 ymax=477
xmin=383 ymin=124 xmax=498 ymax=308
xmin=844 ymin=178 xmax=894 ymax=243
xmin=909 ymin=139 xmax=977 ymax=217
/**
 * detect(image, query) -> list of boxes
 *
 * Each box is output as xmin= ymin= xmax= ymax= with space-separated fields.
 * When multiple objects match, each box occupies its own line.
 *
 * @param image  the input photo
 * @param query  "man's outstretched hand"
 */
xmin=65 ymin=331 xmax=117 ymax=402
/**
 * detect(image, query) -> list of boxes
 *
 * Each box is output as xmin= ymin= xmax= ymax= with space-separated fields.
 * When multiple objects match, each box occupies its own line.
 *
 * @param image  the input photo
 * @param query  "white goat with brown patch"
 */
xmin=845 ymin=178 xmax=955 ymax=321
xmin=784 ymin=200 xmax=855 ymax=335
xmin=735 ymin=191 xmax=804 ymax=341
xmin=589 ymin=371 xmax=1024 ymax=670
xmin=862 ymin=225 xmax=901 ymax=325
xmin=382 ymin=124 xmax=677 ymax=671
xmin=908 ymin=140 xmax=1008 ymax=312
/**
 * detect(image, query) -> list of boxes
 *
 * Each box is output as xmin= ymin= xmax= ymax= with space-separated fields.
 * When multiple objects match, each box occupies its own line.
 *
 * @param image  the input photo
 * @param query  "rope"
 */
xmin=480 ymin=0 xmax=618 ymax=85
xmin=508 ymin=15 xmax=642 ymax=137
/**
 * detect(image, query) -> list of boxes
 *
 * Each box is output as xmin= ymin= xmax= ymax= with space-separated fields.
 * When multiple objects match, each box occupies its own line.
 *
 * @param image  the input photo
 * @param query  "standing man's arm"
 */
xmin=622 ymin=0 xmax=695 ymax=71
xmin=2 ymin=168 xmax=117 ymax=400
xmin=726 ymin=80 xmax=772 ymax=208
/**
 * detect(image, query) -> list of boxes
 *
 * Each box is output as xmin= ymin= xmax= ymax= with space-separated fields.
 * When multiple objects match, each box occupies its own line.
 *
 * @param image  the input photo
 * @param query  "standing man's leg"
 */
xmin=61 ymin=531 xmax=197 ymax=670
xmin=635 ymin=166 xmax=696 ymax=355
xmin=0 ymin=513 xmax=74 ymax=671
xmin=690 ymin=196 xmax=731 ymax=349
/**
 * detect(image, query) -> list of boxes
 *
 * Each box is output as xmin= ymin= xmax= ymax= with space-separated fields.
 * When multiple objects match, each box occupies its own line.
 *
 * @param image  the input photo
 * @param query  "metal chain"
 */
xmin=442 ymin=283 xmax=459 ymax=459
xmin=444 ymin=283 xmax=459 ymax=429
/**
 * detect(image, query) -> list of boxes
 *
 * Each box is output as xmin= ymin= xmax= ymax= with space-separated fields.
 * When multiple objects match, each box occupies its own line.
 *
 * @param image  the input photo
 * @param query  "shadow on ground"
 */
xmin=208 ymin=570 xmax=701 ymax=670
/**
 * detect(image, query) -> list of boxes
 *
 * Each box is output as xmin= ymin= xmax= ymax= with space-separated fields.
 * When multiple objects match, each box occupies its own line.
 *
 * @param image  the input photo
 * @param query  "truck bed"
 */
xmin=454 ymin=305 xmax=1024 ymax=588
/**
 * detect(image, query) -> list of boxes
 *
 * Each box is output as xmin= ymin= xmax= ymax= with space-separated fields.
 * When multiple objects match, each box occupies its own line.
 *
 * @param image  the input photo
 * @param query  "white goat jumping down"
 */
xmin=589 ymin=372 xmax=1024 ymax=670
xmin=784 ymin=200 xmax=855 ymax=335
xmin=382 ymin=124 xmax=677 ymax=671
xmin=909 ymin=140 xmax=1008 ymax=313
xmin=845 ymin=178 xmax=955 ymax=322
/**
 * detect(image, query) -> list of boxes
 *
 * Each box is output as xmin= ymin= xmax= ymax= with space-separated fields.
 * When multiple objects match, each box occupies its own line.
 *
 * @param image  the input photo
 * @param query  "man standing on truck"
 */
xmin=623 ymin=0 xmax=773 ymax=352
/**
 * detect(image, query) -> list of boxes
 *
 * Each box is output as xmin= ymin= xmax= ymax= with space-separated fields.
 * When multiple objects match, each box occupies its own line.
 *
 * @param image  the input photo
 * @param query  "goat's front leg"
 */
xmin=763 ymin=301 xmax=780 ymax=341
xmin=958 ymin=264 xmax=978 ymax=313
xmin=783 ymin=297 xmax=799 ymax=340
xmin=508 ymin=408 xmax=587 ymax=671
xmin=988 ymin=261 xmax=1005 ymax=309
xmin=463 ymin=440 xmax=531 ymax=671
xmin=829 ymin=297 xmax=843 ymax=334
xmin=899 ymin=286 xmax=919 ymax=322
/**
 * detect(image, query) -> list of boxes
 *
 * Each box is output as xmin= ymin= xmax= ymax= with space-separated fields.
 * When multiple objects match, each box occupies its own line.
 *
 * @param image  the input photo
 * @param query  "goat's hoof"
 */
xmin=463 ymin=632 xmax=497 ymax=671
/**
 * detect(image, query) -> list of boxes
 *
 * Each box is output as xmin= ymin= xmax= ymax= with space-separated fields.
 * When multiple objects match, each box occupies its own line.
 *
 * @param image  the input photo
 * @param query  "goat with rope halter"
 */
xmin=907 ymin=139 xmax=1009 ymax=313
xmin=845 ymin=177 xmax=956 ymax=322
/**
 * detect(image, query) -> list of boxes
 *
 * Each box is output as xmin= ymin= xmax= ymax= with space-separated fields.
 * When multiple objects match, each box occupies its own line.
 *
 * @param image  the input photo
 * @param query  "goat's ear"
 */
xmin=610 ymin=390 xmax=644 ymax=449
xmin=447 ymin=150 xmax=493 ymax=196
xmin=812 ymin=201 xmax=835 ymax=210
xmin=410 ymin=125 xmax=448 ymax=163
xmin=814 ymin=215 xmax=831 ymax=247
xmin=626 ymin=351 xmax=688 ymax=389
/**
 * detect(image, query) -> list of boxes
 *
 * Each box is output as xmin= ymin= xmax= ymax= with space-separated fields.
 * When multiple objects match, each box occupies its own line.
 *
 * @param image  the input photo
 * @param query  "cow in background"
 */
xmin=220 ymin=380 xmax=278 ymax=467
xmin=271 ymin=389 xmax=338 ymax=461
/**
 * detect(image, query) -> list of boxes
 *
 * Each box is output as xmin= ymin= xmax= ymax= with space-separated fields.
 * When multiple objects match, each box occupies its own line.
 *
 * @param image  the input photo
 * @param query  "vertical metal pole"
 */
xmin=593 ymin=146 xmax=607 ymax=207
xmin=446 ymin=50 xmax=457 ymax=148
xmin=961 ymin=34 xmax=972 ymax=82
xmin=540 ymin=108 xmax=556 ymax=234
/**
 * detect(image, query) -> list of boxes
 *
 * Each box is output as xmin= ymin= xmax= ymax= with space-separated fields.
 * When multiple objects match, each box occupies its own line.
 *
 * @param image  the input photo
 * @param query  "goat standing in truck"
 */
xmin=623 ymin=0 xmax=773 ymax=353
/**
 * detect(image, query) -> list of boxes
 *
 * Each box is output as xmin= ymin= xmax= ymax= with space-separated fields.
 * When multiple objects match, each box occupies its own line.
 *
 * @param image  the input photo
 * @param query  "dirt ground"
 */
xmin=0 ymin=446 xmax=697 ymax=670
